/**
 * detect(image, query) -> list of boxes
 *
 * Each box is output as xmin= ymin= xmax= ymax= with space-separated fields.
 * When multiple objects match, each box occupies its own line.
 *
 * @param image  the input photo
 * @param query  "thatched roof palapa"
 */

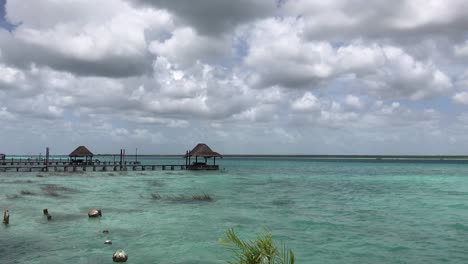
xmin=69 ymin=146 xmax=94 ymax=157
xmin=186 ymin=143 xmax=222 ymax=158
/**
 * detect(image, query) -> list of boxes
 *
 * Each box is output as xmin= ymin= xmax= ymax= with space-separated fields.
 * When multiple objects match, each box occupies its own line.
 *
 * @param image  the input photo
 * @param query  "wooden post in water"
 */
xmin=45 ymin=147 xmax=50 ymax=172
xmin=3 ymin=209 xmax=9 ymax=225
xmin=119 ymin=149 xmax=123 ymax=171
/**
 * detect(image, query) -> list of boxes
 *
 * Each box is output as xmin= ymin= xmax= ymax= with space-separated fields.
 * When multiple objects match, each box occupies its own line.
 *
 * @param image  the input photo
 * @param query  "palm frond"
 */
xmin=220 ymin=228 xmax=295 ymax=264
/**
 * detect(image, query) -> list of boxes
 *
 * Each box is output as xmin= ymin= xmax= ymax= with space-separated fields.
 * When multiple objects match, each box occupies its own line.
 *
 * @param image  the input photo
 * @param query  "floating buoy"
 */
xmin=102 ymin=230 xmax=109 ymax=234
xmin=3 ymin=209 xmax=9 ymax=225
xmin=104 ymin=240 xmax=112 ymax=245
xmin=88 ymin=209 xmax=102 ymax=218
xmin=112 ymin=249 xmax=128 ymax=262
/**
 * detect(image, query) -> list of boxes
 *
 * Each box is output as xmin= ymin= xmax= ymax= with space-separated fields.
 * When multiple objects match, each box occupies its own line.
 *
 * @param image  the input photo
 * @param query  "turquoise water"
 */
xmin=1 ymin=158 xmax=468 ymax=264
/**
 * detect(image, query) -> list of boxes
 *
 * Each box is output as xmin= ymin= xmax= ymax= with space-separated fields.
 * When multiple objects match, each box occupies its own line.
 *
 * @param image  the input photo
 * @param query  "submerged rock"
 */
xmin=88 ymin=209 xmax=102 ymax=218
xmin=112 ymin=249 xmax=128 ymax=262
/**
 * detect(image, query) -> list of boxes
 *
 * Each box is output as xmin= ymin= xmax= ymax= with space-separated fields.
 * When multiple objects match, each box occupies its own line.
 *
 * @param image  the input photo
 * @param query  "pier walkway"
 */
xmin=0 ymin=160 xmax=188 ymax=172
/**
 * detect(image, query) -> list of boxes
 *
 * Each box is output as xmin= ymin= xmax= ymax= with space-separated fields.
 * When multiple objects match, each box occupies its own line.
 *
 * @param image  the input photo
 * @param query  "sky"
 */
xmin=0 ymin=0 xmax=468 ymax=155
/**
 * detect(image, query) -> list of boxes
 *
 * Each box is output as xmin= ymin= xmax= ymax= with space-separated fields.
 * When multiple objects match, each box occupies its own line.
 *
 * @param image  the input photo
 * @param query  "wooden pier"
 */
xmin=0 ymin=143 xmax=223 ymax=172
xmin=0 ymin=161 xmax=187 ymax=172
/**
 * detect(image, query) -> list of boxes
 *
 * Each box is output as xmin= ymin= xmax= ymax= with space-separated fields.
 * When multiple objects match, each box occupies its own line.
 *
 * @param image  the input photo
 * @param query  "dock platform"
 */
xmin=0 ymin=161 xmax=187 ymax=172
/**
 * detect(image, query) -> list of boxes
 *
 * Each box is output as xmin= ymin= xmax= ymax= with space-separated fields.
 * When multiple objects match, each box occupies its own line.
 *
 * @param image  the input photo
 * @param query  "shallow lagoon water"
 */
xmin=1 ymin=158 xmax=468 ymax=263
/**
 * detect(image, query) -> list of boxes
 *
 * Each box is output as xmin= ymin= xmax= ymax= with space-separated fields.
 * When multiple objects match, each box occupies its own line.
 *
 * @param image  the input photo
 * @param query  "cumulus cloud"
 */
xmin=0 ymin=0 xmax=467 ymax=154
xmin=453 ymin=92 xmax=468 ymax=104
xmin=282 ymin=0 xmax=468 ymax=41
xmin=2 ymin=0 xmax=173 ymax=77
xmin=345 ymin=95 xmax=363 ymax=110
xmin=149 ymin=27 xmax=232 ymax=67
xmin=291 ymin=92 xmax=320 ymax=112
xmin=454 ymin=41 xmax=468 ymax=57
xmin=129 ymin=0 xmax=277 ymax=36
xmin=243 ymin=18 xmax=452 ymax=99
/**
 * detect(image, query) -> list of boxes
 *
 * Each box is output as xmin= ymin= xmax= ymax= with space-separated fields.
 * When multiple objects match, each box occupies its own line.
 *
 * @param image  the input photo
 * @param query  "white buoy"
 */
xmin=112 ymin=249 xmax=128 ymax=262
xmin=104 ymin=240 xmax=112 ymax=245
xmin=88 ymin=209 xmax=102 ymax=218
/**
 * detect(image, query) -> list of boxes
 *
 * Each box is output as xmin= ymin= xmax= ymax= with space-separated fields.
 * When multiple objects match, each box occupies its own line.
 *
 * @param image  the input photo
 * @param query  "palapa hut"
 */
xmin=185 ymin=143 xmax=222 ymax=170
xmin=69 ymin=146 xmax=94 ymax=164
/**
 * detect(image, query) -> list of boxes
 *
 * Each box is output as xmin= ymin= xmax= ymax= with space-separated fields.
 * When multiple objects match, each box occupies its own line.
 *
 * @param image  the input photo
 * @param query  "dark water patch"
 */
xmin=269 ymin=179 xmax=297 ymax=188
xmin=192 ymin=194 xmax=214 ymax=202
xmin=38 ymin=213 xmax=83 ymax=222
xmin=5 ymin=180 xmax=34 ymax=184
xmin=6 ymin=194 xmax=22 ymax=199
xmin=19 ymin=190 xmax=36 ymax=196
xmin=448 ymin=203 xmax=468 ymax=210
xmin=43 ymin=190 xmax=63 ymax=198
xmin=165 ymin=194 xmax=194 ymax=203
xmin=449 ymin=223 xmax=468 ymax=232
xmin=107 ymin=173 xmax=116 ymax=176
xmin=147 ymin=180 xmax=164 ymax=187
xmin=445 ymin=190 xmax=468 ymax=196
xmin=36 ymin=174 xmax=45 ymax=178
xmin=40 ymin=184 xmax=78 ymax=198
xmin=40 ymin=184 xmax=78 ymax=193
xmin=222 ymin=215 xmax=255 ymax=225
xmin=0 ymin=236 xmax=49 ymax=262
xmin=151 ymin=193 xmax=162 ymax=200
xmin=45 ymin=171 xmax=85 ymax=177
xmin=272 ymin=199 xmax=295 ymax=207
xmin=388 ymin=245 xmax=410 ymax=252
xmin=78 ymin=207 xmax=145 ymax=214
xmin=165 ymin=194 xmax=214 ymax=203
xmin=151 ymin=193 xmax=214 ymax=203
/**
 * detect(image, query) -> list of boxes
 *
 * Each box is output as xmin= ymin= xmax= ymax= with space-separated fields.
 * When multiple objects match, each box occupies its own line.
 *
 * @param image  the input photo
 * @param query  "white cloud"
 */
xmin=453 ymin=92 xmax=468 ymax=104
xmin=454 ymin=41 xmax=468 ymax=57
xmin=149 ymin=27 xmax=232 ymax=67
xmin=244 ymin=18 xmax=452 ymax=100
xmin=291 ymin=92 xmax=320 ymax=112
xmin=345 ymin=95 xmax=363 ymax=109
xmin=0 ymin=0 xmax=466 ymax=154
xmin=2 ymin=0 xmax=173 ymax=77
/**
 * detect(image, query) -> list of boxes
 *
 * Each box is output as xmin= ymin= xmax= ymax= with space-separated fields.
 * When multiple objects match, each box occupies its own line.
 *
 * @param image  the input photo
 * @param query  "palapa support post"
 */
xmin=45 ymin=147 xmax=50 ymax=172
xmin=3 ymin=209 xmax=9 ymax=225
xmin=119 ymin=149 xmax=123 ymax=170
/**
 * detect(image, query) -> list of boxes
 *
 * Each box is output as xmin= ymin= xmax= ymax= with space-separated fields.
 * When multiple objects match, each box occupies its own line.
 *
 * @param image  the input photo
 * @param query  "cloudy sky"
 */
xmin=0 ymin=0 xmax=468 ymax=155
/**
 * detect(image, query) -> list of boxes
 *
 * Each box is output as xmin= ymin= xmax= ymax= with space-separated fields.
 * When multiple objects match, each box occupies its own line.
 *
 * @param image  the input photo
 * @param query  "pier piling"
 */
xmin=3 ymin=209 xmax=9 ymax=225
